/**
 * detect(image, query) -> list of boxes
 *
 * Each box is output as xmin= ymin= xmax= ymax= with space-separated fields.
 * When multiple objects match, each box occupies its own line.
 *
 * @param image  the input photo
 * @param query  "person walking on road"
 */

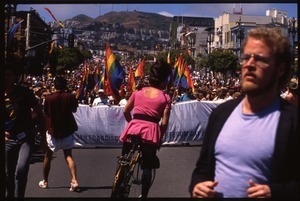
xmin=189 ymin=27 xmax=299 ymax=199
xmin=5 ymin=64 xmax=46 ymax=199
xmin=119 ymin=59 xmax=172 ymax=198
xmin=39 ymin=76 xmax=80 ymax=192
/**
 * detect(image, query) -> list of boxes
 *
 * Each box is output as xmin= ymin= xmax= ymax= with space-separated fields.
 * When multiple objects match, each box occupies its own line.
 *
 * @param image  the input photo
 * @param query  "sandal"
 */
xmin=69 ymin=182 xmax=79 ymax=192
xmin=38 ymin=180 xmax=48 ymax=189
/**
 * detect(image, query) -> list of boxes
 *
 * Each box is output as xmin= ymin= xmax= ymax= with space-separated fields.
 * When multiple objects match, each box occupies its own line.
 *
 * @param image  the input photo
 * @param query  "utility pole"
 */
xmin=236 ymin=17 xmax=244 ymax=57
xmin=26 ymin=13 xmax=30 ymax=49
xmin=5 ymin=3 xmax=18 ymax=63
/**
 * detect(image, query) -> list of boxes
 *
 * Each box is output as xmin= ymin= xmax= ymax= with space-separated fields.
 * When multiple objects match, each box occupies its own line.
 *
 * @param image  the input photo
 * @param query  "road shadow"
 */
xmin=77 ymin=186 xmax=112 ymax=193
xmin=30 ymin=151 xmax=57 ymax=164
xmin=45 ymin=185 xmax=112 ymax=193
xmin=30 ymin=153 xmax=44 ymax=164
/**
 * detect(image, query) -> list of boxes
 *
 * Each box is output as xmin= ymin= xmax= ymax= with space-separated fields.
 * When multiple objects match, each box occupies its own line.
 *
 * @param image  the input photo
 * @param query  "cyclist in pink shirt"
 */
xmin=119 ymin=59 xmax=172 ymax=198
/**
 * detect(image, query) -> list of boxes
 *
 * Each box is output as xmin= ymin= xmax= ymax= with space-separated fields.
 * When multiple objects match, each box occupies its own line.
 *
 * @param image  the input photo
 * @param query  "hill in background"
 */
xmin=64 ymin=10 xmax=172 ymax=31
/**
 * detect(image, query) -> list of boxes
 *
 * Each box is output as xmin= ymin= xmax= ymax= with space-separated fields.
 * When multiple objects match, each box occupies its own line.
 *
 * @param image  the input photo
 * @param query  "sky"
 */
xmin=17 ymin=3 xmax=298 ymax=23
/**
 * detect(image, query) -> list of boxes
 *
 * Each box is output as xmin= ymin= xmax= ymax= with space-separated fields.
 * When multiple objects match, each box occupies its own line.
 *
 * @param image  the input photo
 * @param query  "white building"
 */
xmin=213 ymin=12 xmax=272 ymax=50
xmin=212 ymin=8 xmax=297 ymax=56
xmin=266 ymin=8 xmax=288 ymax=24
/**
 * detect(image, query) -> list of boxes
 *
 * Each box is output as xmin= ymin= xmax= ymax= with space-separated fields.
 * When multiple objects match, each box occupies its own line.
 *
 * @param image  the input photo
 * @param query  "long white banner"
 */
xmin=73 ymin=100 xmax=220 ymax=147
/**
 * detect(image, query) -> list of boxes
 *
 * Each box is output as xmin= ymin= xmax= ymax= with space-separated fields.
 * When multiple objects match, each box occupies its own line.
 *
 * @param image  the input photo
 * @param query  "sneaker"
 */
xmin=69 ymin=182 xmax=79 ymax=192
xmin=38 ymin=180 xmax=48 ymax=189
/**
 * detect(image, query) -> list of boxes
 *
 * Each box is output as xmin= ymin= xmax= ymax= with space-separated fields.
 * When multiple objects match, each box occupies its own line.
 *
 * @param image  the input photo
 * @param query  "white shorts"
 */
xmin=46 ymin=131 xmax=75 ymax=152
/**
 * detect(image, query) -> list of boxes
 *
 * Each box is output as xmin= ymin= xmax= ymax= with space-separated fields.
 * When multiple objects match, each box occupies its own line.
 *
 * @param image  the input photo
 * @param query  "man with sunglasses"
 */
xmin=189 ymin=27 xmax=298 ymax=199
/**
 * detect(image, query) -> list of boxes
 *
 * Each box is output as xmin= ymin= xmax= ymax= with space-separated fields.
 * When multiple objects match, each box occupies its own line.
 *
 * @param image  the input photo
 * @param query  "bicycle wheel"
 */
xmin=111 ymin=164 xmax=129 ymax=198
xmin=111 ymin=138 xmax=141 ymax=198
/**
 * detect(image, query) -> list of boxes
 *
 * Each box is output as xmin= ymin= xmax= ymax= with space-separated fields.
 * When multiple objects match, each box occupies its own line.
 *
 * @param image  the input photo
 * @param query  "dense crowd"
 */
xmin=18 ymin=57 xmax=298 ymax=108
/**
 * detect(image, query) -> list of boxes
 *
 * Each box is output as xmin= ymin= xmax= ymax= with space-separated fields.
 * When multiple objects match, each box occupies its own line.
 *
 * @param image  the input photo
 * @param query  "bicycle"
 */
xmin=111 ymin=135 xmax=143 ymax=198
xmin=111 ymin=135 xmax=157 ymax=198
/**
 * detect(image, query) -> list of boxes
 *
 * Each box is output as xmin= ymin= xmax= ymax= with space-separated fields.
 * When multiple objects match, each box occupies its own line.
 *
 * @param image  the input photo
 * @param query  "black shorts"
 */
xmin=122 ymin=142 xmax=160 ymax=169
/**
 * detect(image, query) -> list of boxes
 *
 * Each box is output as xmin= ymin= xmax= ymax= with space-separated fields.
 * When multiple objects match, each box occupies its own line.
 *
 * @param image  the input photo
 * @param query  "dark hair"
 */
xmin=54 ymin=76 xmax=67 ymax=90
xmin=149 ymin=59 xmax=171 ymax=88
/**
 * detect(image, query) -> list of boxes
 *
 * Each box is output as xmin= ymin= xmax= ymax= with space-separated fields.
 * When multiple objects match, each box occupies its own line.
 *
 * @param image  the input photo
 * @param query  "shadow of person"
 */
xmin=47 ymin=185 xmax=112 ymax=193
xmin=77 ymin=185 xmax=112 ymax=193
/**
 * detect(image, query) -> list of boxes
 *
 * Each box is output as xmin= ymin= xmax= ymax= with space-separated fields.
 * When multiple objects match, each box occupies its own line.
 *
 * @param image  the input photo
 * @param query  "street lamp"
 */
xmin=288 ymin=17 xmax=297 ymax=71
xmin=236 ymin=17 xmax=244 ymax=56
xmin=288 ymin=17 xmax=296 ymax=49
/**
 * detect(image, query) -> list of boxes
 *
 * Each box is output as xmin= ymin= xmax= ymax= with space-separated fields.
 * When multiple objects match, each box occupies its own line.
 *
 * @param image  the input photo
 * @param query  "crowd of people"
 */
xmin=5 ymin=26 xmax=298 ymax=199
xmin=19 ymin=61 xmax=297 ymax=108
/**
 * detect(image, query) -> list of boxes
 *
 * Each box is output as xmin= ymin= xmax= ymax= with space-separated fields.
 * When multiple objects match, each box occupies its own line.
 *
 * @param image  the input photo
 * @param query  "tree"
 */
xmin=156 ymin=49 xmax=195 ymax=67
xmin=53 ymin=47 xmax=92 ymax=74
xmin=204 ymin=49 xmax=239 ymax=78
xmin=68 ymin=34 xmax=75 ymax=47
xmin=198 ymin=56 xmax=209 ymax=73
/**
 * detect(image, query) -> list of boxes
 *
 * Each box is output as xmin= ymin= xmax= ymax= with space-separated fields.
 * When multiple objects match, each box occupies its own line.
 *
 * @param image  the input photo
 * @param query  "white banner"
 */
xmin=73 ymin=101 xmax=220 ymax=147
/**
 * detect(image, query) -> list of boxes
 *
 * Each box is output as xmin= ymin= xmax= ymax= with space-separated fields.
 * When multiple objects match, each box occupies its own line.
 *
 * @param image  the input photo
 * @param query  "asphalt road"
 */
xmin=25 ymin=145 xmax=202 ymax=198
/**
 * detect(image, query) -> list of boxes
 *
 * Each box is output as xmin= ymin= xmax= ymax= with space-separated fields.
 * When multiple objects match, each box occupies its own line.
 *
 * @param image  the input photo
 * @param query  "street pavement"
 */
xmin=25 ymin=145 xmax=202 ymax=198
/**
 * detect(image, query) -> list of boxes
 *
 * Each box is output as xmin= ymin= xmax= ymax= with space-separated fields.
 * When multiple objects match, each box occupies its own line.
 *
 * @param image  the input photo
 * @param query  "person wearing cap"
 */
xmin=92 ymin=89 xmax=109 ymax=106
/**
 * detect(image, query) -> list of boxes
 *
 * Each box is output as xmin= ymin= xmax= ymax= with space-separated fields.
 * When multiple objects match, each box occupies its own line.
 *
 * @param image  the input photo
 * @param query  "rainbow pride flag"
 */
xmin=180 ymin=65 xmax=194 ymax=91
xmin=135 ymin=58 xmax=145 ymax=77
xmin=93 ymin=62 xmax=104 ymax=92
xmin=105 ymin=43 xmax=125 ymax=100
xmin=173 ymin=54 xmax=194 ymax=91
xmin=76 ymin=61 xmax=88 ymax=100
xmin=127 ymin=67 xmax=136 ymax=92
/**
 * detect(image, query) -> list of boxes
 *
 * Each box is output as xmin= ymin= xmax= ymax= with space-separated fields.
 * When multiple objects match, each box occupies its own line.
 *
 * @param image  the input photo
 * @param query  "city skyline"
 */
xmin=17 ymin=3 xmax=298 ymax=23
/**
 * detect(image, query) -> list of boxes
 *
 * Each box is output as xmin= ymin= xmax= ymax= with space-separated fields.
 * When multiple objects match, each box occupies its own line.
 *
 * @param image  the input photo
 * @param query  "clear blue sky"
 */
xmin=17 ymin=3 xmax=297 ymax=23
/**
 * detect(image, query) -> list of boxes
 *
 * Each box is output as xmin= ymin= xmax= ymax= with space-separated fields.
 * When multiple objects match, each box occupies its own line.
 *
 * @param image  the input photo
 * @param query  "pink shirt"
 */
xmin=119 ymin=87 xmax=171 ymax=145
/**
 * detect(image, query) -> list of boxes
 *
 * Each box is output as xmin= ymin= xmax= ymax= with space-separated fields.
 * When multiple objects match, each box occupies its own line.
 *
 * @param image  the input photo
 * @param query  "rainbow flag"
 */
xmin=173 ymin=54 xmax=185 ymax=87
xmin=135 ymin=58 xmax=145 ymax=77
xmin=105 ymin=43 xmax=125 ymax=101
xmin=174 ymin=54 xmax=185 ymax=76
xmin=93 ymin=62 xmax=104 ymax=91
xmin=76 ymin=61 xmax=88 ymax=100
xmin=44 ymin=7 xmax=65 ymax=28
xmin=7 ymin=19 xmax=24 ymax=45
xmin=174 ymin=63 xmax=194 ymax=92
xmin=49 ymin=41 xmax=55 ymax=54
xmin=166 ymin=53 xmax=174 ymax=89
xmin=127 ymin=67 xmax=136 ymax=92
xmin=180 ymin=65 xmax=194 ymax=91
xmin=167 ymin=52 xmax=171 ymax=64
